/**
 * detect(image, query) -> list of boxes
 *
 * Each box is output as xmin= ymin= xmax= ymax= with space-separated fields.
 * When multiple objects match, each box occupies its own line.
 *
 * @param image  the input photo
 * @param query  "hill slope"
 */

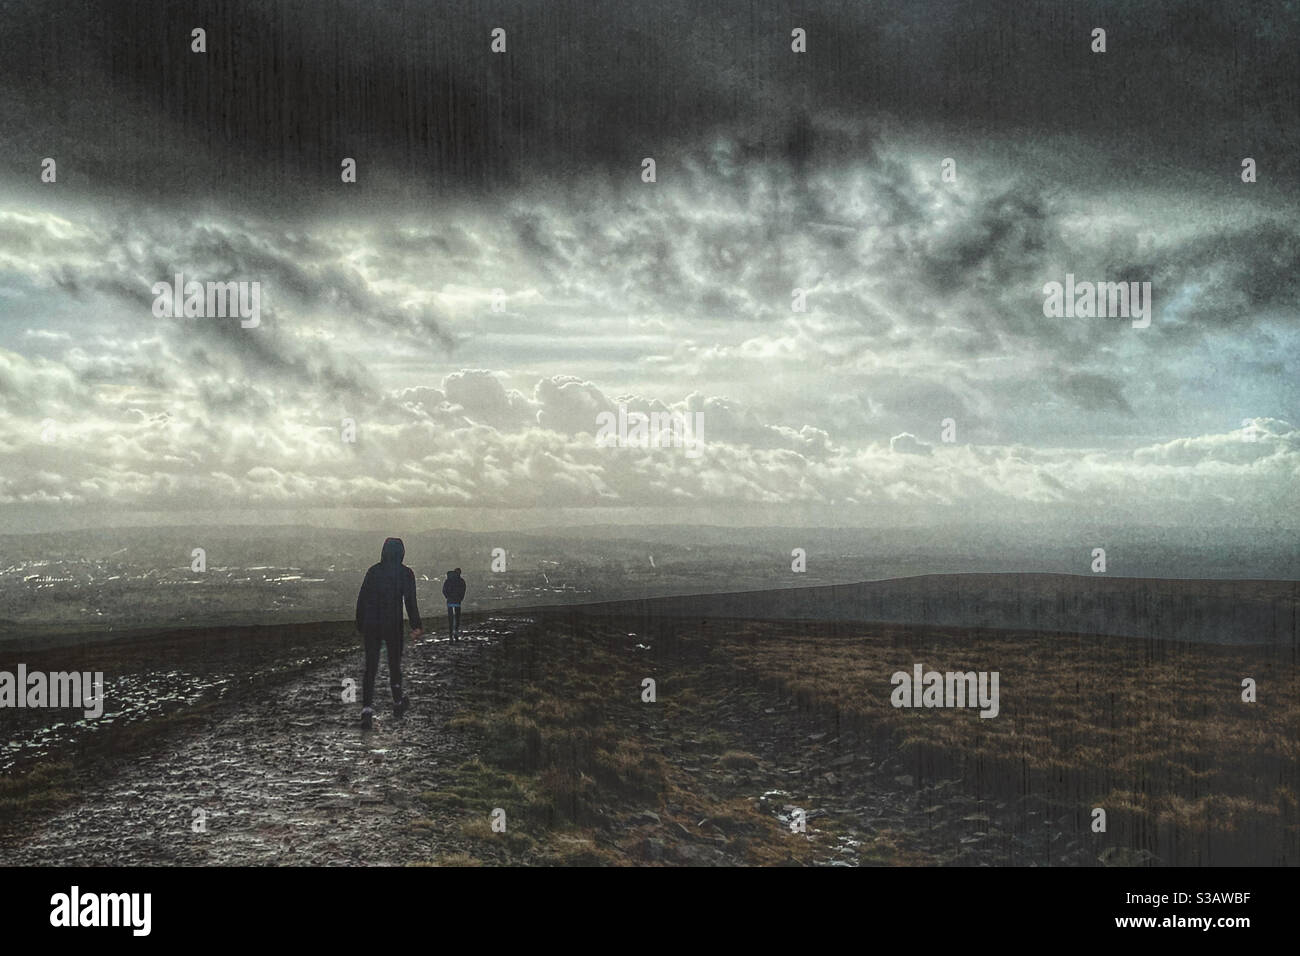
xmin=560 ymin=573 xmax=1300 ymax=645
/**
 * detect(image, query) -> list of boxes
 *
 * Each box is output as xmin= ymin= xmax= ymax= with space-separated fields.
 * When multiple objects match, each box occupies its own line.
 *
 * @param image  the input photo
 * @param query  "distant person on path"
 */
xmin=442 ymin=568 xmax=466 ymax=641
xmin=355 ymin=537 xmax=422 ymax=729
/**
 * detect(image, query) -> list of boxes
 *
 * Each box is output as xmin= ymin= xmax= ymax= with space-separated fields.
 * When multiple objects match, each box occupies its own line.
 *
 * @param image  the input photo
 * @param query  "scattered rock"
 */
xmin=675 ymin=843 xmax=721 ymax=866
xmin=1099 ymin=847 xmax=1159 ymax=867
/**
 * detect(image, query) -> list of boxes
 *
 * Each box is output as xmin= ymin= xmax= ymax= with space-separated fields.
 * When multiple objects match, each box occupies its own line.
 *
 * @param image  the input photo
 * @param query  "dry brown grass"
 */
xmin=709 ymin=618 xmax=1299 ymax=865
xmin=427 ymin=620 xmax=834 ymax=865
xmin=419 ymin=609 xmax=1297 ymax=865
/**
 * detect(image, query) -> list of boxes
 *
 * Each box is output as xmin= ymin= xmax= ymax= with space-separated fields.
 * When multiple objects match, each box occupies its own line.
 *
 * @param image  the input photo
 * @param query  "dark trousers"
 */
xmin=362 ymin=630 xmax=403 ymax=709
xmin=447 ymin=604 xmax=461 ymax=640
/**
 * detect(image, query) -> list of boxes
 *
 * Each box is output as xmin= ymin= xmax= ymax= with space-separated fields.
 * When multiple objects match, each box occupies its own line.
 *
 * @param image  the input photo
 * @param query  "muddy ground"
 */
xmin=0 ymin=611 xmax=1206 ymax=866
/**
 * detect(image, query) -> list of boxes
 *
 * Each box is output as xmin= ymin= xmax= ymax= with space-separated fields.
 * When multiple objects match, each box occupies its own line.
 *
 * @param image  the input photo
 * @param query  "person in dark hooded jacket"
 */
xmin=355 ymin=537 xmax=422 ymax=729
xmin=442 ymin=568 xmax=466 ymax=641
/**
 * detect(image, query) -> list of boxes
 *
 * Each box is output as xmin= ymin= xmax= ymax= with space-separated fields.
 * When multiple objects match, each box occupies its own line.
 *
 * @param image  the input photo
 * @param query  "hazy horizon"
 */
xmin=4 ymin=519 xmax=1296 ymax=645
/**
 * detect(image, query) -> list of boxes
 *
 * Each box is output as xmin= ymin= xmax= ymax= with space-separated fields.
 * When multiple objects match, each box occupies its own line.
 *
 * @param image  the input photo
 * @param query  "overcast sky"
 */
xmin=0 ymin=1 xmax=1296 ymax=534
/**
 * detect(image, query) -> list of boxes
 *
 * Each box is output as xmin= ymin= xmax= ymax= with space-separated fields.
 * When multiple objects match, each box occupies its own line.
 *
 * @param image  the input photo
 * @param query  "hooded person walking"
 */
xmin=442 ymin=568 xmax=466 ymax=641
xmin=355 ymin=537 xmax=423 ymax=729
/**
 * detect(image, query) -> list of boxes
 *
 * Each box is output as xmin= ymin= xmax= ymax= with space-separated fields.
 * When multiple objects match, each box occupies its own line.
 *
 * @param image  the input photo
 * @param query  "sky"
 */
xmin=0 ymin=1 xmax=1297 ymax=535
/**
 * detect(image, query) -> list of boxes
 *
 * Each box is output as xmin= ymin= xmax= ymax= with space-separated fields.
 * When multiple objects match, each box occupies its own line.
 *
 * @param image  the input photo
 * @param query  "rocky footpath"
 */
xmin=1 ymin=622 xmax=517 ymax=866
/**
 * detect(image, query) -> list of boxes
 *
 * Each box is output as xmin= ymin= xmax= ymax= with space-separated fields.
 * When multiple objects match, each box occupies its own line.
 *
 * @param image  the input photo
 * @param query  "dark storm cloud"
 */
xmin=23 ymin=210 xmax=454 ymax=394
xmin=2 ymin=0 xmax=1296 ymax=208
xmin=179 ymin=314 xmax=375 ymax=399
xmin=1138 ymin=222 xmax=1300 ymax=333
xmin=1057 ymin=372 xmax=1133 ymax=415
xmin=919 ymin=190 xmax=1055 ymax=294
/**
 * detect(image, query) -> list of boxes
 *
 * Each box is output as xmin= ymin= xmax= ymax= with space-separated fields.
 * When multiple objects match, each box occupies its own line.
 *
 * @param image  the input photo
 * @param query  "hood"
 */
xmin=447 ymin=569 xmax=461 ymax=579
xmin=381 ymin=537 xmax=405 ymax=564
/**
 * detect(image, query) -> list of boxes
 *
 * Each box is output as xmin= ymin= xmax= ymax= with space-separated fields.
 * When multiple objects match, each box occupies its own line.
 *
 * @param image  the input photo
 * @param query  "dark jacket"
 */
xmin=356 ymin=538 xmax=421 ymax=638
xmin=442 ymin=569 xmax=466 ymax=604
